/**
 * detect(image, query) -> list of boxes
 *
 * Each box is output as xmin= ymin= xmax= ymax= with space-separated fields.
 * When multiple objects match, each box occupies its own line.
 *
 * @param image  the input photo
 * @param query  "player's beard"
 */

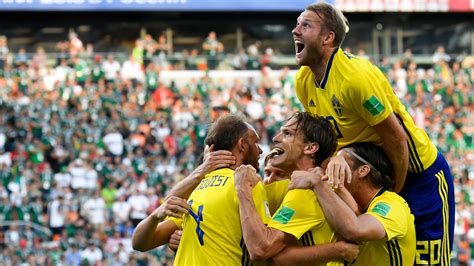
xmin=300 ymin=34 xmax=324 ymax=69
xmin=243 ymin=145 xmax=260 ymax=172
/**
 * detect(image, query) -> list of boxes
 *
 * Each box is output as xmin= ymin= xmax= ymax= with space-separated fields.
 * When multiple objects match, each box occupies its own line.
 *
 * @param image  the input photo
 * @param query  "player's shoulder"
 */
xmin=296 ymin=66 xmax=312 ymax=80
xmin=371 ymin=191 xmax=411 ymax=214
xmin=335 ymin=49 xmax=380 ymax=77
xmin=283 ymin=188 xmax=317 ymax=203
xmin=206 ymin=167 xmax=234 ymax=178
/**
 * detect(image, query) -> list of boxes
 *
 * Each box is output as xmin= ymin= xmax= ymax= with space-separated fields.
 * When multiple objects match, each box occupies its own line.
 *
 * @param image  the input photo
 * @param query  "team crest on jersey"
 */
xmin=309 ymin=99 xmax=316 ymax=107
xmin=331 ymin=95 xmax=343 ymax=116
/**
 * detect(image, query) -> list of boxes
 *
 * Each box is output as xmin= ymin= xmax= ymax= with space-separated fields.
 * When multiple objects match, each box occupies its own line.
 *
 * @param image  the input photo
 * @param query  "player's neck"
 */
xmin=358 ymin=186 xmax=384 ymax=212
xmin=310 ymin=47 xmax=336 ymax=85
xmin=296 ymin=158 xmax=316 ymax=172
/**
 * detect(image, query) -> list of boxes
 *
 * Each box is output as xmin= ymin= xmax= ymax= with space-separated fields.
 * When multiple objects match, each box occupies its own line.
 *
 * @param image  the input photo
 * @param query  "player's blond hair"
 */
xmin=306 ymin=2 xmax=349 ymax=47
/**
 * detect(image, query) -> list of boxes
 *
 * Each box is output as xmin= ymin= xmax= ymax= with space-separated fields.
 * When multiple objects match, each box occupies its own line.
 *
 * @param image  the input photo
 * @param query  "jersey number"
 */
xmin=416 ymin=240 xmax=441 ymax=265
xmin=325 ymin=116 xmax=343 ymax=138
xmin=188 ymin=200 xmax=205 ymax=245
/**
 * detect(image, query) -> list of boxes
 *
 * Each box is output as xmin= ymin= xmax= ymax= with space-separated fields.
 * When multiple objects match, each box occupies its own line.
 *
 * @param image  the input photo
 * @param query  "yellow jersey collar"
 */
xmin=320 ymin=47 xmax=339 ymax=89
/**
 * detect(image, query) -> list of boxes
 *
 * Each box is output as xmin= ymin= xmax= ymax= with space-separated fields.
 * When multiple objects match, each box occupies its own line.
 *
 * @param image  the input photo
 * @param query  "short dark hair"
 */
xmin=205 ymin=114 xmax=249 ymax=152
xmin=288 ymin=112 xmax=338 ymax=166
xmin=306 ymin=2 xmax=348 ymax=47
xmin=344 ymin=142 xmax=394 ymax=190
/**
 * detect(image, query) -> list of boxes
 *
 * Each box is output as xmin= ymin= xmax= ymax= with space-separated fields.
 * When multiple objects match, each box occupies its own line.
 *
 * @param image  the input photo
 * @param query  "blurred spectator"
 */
xmin=401 ymin=48 xmax=414 ymax=69
xmin=4 ymin=224 xmax=20 ymax=247
xmin=81 ymin=190 xmax=106 ymax=229
xmin=69 ymin=31 xmax=84 ymax=57
xmin=65 ymin=243 xmax=82 ymax=266
xmin=247 ymin=41 xmax=261 ymax=70
xmin=356 ymin=48 xmax=370 ymax=60
xmin=102 ymin=54 xmax=121 ymax=83
xmin=103 ymin=127 xmax=124 ymax=158
xmin=433 ymin=45 xmax=451 ymax=63
xmin=156 ymin=34 xmax=171 ymax=61
xmin=30 ymin=46 xmax=46 ymax=70
xmin=391 ymin=60 xmax=408 ymax=98
xmin=132 ymin=39 xmax=144 ymax=66
xmin=14 ymin=48 xmax=28 ymax=66
xmin=233 ymin=47 xmax=248 ymax=70
xmin=202 ymin=31 xmax=223 ymax=70
xmin=127 ymin=188 xmax=149 ymax=227
xmin=261 ymin=47 xmax=274 ymax=68
xmin=81 ymin=241 xmax=103 ymax=265
xmin=48 ymin=194 xmax=66 ymax=239
xmin=69 ymin=159 xmax=88 ymax=190
xmin=121 ymin=54 xmax=144 ymax=83
xmin=112 ymin=194 xmax=131 ymax=229
xmin=142 ymin=34 xmax=157 ymax=68
xmin=0 ymin=35 xmax=8 ymax=70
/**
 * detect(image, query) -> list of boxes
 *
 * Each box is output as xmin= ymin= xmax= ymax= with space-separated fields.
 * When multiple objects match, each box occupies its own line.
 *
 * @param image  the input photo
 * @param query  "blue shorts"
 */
xmin=401 ymin=152 xmax=454 ymax=266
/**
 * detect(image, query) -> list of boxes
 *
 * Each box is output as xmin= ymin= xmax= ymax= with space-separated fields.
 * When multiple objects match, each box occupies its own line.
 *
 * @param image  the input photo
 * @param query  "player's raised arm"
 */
xmin=234 ymin=165 xmax=289 ymax=261
xmin=132 ymin=196 xmax=188 ymax=252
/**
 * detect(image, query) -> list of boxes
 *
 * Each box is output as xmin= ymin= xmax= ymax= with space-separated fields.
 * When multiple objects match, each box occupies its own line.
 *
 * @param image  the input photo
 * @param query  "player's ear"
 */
xmin=238 ymin=138 xmax=246 ymax=152
xmin=323 ymin=31 xmax=335 ymax=46
xmin=357 ymin=165 xmax=371 ymax=178
xmin=304 ymin=142 xmax=319 ymax=155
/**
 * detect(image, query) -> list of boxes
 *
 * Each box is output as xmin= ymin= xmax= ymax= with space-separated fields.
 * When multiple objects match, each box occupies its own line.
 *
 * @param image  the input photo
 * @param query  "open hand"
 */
xmin=195 ymin=145 xmax=236 ymax=178
xmin=326 ymin=154 xmax=352 ymax=189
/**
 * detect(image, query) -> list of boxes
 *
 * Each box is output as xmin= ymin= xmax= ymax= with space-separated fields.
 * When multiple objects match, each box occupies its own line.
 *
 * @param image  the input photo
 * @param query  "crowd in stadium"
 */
xmin=0 ymin=29 xmax=472 ymax=265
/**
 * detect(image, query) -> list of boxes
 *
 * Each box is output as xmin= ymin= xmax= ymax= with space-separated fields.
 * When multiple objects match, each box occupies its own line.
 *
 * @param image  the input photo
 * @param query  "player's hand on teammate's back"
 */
xmin=169 ymin=229 xmax=182 ymax=251
xmin=152 ymin=196 xmax=189 ymax=220
xmin=288 ymin=167 xmax=325 ymax=190
xmin=325 ymin=155 xmax=352 ymax=189
xmin=234 ymin=165 xmax=260 ymax=189
xmin=195 ymin=144 xmax=236 ymax=178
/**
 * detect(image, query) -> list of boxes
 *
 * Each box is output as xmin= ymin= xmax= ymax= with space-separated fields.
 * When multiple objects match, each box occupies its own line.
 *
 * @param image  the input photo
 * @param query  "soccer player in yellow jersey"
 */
xmin=235 ymin=112 xmax=359 ymax=265
xmin=289 ymin=142 xmax=416 ymax=265
xmin=132 ymin=114 xmax=271 ymax=265
xmin=291 ymin=3 xmax=454 ymax=264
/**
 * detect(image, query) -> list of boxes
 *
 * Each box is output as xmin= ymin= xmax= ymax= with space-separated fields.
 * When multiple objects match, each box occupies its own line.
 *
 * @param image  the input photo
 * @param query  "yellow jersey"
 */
xmin=264 ymin=179 xmax=290 ymax=215
xmin=295 ymin=48 xmax=437 ymax=173
xmin=267 ymin=189 xmax=342 ymax=266
xmin=170 ymin=168 xmax=271 ymax=266
xmin=353 ymin=190 xmax=416 ymax=265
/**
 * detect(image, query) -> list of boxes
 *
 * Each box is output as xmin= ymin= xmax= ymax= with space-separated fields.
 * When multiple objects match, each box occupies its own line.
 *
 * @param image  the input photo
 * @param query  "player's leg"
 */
xmin=401 ymin=152 xmax=454 ymax=266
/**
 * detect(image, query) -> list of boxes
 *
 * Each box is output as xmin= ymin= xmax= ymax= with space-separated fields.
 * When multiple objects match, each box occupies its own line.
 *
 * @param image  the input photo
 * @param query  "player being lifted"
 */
xmin=291 ymin=2 xmax=454 ymax=264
